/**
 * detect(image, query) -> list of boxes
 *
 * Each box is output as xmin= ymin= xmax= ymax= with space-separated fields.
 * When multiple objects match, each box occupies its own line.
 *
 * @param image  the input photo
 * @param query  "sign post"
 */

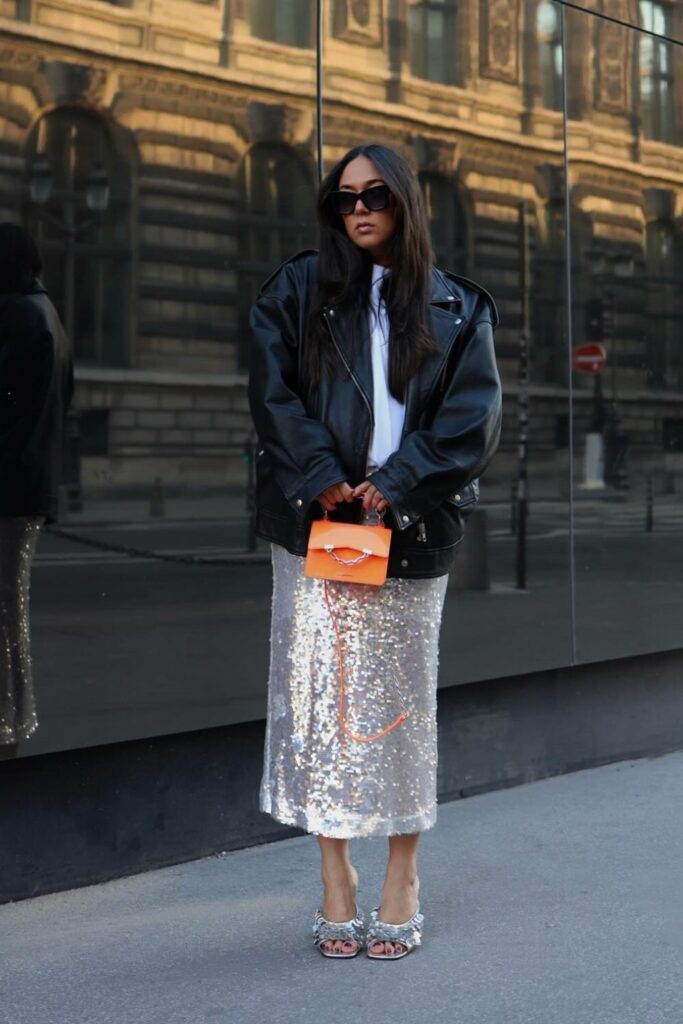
xmin=573 ymin=342 xmax=608 ymax=490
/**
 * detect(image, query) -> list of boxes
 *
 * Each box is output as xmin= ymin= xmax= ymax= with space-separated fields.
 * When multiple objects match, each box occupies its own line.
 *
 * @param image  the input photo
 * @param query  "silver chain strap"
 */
xmin=323 ymin=544 xmax=372 ymax=566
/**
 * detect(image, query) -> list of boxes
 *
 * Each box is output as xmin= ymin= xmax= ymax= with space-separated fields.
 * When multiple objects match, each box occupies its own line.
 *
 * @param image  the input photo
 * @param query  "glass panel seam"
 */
xmin=560 ymin=1 xmax=577 ymax=665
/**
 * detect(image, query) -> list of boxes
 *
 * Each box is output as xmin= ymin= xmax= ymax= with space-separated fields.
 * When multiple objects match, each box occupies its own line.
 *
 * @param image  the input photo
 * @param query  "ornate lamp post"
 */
xmin=27 ymin=122 xmax=110 ymax=343
xmin=26 ymin=122 xmax=110 ymax=514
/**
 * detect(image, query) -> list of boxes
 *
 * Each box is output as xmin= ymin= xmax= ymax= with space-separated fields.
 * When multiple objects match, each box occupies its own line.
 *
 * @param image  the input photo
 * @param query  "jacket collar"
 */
xmin=324 ymin=266 xmax=468 ymax=429
xmin=429 ymin=266 xmax=462 ymax=309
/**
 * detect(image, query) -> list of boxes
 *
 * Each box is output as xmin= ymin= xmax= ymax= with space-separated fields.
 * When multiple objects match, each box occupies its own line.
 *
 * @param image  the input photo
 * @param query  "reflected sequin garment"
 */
xmin=0 ymin=518 xmax=42 ymax=744
xmin=261 ymin=544 xmax=448 ymax=838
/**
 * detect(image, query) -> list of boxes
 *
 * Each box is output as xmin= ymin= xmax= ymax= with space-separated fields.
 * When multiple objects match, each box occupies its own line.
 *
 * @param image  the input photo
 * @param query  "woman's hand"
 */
xmin=352 ymin=480 xmax=389 ymax=515
xmin=315 ymin=481 xmax=354 ymax=512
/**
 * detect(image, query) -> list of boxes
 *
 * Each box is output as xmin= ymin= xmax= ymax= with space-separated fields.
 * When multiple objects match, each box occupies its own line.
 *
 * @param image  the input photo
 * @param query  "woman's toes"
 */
xmin=342 ymin=940 xmax=357 ymax=954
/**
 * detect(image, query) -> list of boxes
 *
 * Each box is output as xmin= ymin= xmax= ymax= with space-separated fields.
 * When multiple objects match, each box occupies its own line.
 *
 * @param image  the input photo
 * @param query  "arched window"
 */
xmin=24 ymin=108 xmax=132 ymax=366
xmin=639 ymin=1 xmax=675 ymax=142
xmin=536 ymin=0 xmax=563 ymax=110
xmin=237 ymin=143 xmax=316 ymax=366
xmin=645 ymin=219 xmax=681 ymax=389
xmin=249 ymin=0 xmax=314 ymax=48
xmin=419 ymin=172 xmax=467 ymax=273
xmin=408 ymin=0 xmax=458 ymax=85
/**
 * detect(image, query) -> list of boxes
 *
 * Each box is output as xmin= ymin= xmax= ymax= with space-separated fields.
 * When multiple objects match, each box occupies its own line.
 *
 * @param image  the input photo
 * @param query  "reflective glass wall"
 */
xmin=0 ymin=0 xmax=680 ymax=759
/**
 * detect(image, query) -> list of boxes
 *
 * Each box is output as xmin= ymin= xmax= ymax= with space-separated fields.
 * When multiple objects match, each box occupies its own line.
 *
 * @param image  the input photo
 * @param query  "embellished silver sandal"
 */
xmin=312 ymin=905 xmax=365 ymax=959
xmin=366 ymin=904 xmax=424 ymax=960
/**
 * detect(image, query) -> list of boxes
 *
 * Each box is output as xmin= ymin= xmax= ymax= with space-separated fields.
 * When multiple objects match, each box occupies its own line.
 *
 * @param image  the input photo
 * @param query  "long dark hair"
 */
xmin=305 ymin=144 xmax=436 ymax=400
xmin=0 ymin=222 xmax=42 ymax=294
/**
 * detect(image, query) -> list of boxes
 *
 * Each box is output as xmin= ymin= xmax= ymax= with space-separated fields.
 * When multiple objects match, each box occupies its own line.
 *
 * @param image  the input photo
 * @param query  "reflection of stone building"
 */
xmin=1 ymin=0 xmax=681 ymax=490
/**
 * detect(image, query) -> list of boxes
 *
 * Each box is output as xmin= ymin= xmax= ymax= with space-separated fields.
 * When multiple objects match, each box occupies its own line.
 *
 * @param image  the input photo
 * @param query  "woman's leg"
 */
xmin=369 ymin=832 xmax=420 ymax=956
xmin=317 ymin=836 xmax=359 ymax=954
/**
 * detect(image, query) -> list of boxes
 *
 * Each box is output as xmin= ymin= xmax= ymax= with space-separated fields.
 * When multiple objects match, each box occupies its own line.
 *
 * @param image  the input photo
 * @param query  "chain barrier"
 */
xmin=44 ymin=437 xmax=267 ymax=566
xmin=44 ymin=524 xmax=269 ymax=566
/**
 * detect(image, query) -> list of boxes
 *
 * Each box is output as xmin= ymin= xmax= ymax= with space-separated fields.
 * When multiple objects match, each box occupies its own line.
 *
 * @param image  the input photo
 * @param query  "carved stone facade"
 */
xmin=480 ymin=0 xmax=520 ymax=83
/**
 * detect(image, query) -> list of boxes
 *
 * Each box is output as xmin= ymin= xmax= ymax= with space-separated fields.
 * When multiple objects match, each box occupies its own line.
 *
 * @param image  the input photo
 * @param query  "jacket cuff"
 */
xmin=366 ymin=468 xmax=417 ymax=531
xmin=287 ymin=463 xmax=348 ymax=519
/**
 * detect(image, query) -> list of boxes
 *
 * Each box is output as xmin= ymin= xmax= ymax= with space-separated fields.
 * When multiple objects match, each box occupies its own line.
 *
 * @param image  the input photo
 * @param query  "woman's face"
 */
xmin=337 ymin=155 xmax=397 ymax=266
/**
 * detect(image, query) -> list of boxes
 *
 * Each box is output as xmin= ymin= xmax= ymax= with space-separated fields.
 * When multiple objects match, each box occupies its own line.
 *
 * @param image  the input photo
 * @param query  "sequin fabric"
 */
xmin=0 ymin=518 xmax=42 ymax=744
xmin=261 ymin=544 xmax=448 ymax=838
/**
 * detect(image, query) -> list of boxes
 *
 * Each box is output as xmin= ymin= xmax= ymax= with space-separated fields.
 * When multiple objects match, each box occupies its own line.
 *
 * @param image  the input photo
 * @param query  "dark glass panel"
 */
xmin=566 ymin=7 xmax=683 ymax=662
xmin=322 ymin=0 xmax=573 ymax=686
xmin=6 ymin=0 xmax=318 ymax=757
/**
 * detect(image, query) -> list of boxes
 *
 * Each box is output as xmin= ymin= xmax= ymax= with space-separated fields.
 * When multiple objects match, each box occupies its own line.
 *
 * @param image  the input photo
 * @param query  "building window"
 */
xmin=24 ymin=109 xmax=132 ymax=367
xmin=408 ymin=0 xmax=458 ymax=85
xmin=536 ymin=0 xmax=563 ymax=110
xmin=248 ymin=0 xmax=314 ymax=48
xmin=237 ymin=143 xmax=316 ymax=366
xmin=419 ymin=173 xmax=466 ymax=272
xmin=639 ymin=1 xmax=675 ymax=141
xmin=645 ymin=220 xmax=681 ymax=389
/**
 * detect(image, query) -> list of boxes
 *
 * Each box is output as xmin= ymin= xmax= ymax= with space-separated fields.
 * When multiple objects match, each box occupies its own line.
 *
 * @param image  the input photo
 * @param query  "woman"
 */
xmin=0 ymin=223 xmax=73 ymax=750
xmin=248 ymin=144 xmax=501 ymax=959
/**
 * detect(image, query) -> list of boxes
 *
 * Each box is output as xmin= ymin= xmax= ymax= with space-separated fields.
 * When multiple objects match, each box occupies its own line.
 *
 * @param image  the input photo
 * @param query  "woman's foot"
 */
xmin=319 ymin=864 xmax=360 ymax=955
xmin=368 ymin=873 xmax=419 ymax=957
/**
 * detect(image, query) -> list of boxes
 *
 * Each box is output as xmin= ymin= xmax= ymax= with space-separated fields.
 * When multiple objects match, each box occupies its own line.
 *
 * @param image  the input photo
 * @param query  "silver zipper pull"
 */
xmin=417 ymin=520 xmax=427 ymax=543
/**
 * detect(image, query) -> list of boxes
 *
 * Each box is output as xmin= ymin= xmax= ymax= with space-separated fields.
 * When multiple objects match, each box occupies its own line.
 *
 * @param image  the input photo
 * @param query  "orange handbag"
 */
xmin=304 ymin=516 xmax=392 ymax=586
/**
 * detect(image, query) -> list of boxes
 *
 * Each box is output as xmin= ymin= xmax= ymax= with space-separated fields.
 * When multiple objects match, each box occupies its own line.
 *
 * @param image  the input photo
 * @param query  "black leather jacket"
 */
xmin=0 ymin=279 xmax=73 ymax=520
xmin=248 ymin=251 xmax=502 ymax=578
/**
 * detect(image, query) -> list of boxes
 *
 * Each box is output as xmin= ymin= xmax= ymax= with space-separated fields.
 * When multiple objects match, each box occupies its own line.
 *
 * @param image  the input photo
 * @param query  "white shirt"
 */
xmin=367 ymin=263 xmax=406 ymax=471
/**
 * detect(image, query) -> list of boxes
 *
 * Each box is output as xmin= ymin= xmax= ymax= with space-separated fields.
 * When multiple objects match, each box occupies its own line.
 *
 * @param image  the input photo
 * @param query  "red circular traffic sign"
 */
xmin=572 ymin=342 xmax=607 ymax=374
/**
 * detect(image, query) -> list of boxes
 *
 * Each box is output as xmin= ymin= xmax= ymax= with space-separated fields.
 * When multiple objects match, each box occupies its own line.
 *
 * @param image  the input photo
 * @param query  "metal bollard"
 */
xmin=149 ymin=477 xmax=165 ymax=518
xmin=645 ymin=477 xmax=653 ymax=533
xmin=244 ymin=435 xmax=258 ymax=552
xmin=510 ymin=479 xmax=517 ymax=536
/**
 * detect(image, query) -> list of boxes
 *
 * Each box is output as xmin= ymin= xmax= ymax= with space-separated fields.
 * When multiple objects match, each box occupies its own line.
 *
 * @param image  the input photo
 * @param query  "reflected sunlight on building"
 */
xmin=0 ymin=0 xmax=682 ymax=492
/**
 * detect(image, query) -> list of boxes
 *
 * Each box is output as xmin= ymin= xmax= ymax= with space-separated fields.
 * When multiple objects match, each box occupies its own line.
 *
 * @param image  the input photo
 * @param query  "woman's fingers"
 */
xmin=317 ymin=480 xmax=387 ymax=513
xmin=315 ymin=481 xmax=354 ymax=509
xmin=359 ymin=482 xmax=388 ymax=513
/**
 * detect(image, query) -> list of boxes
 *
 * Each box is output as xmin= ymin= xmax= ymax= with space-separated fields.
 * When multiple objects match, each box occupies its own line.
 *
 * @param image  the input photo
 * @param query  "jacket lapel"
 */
xmin=324 ymin=303 xmax=374 ymax=408
xmin=402 ymin=268 xmax=467 ymax=431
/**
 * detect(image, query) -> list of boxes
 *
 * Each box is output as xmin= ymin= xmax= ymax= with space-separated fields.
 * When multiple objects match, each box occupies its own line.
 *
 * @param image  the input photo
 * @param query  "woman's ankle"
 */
xmin=383 ymin=865 xmax=418 ymax=888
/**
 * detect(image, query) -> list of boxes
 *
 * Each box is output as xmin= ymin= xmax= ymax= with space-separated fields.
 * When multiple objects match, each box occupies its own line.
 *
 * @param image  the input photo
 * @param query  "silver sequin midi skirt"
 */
xmin=0 ymin=518 xmax=42 ymax=744
xmin=260 ymin=544 xmax=449 ymax=838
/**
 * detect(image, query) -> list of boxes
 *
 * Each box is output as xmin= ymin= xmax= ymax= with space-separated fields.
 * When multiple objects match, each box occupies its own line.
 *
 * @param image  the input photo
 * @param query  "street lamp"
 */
xmin=26 ymin=122 xmax=110 ymax=342
xmin=27 ymin=121 xmax=111 ymax=516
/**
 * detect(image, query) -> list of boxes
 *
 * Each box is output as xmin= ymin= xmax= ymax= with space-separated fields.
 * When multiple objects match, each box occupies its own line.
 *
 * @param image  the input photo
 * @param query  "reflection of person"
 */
xmin=249 ymin=144 xmax=501 ymax=960
xmin=0 ymin=223 xmax=73 ymax=747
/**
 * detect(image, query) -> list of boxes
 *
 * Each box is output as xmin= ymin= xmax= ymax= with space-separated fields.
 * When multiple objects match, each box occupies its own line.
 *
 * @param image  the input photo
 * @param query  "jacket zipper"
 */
xmin=417 ymin=519 xmax=427 ymax=543
xmin=323 ymin=309 xmax=374 ymax=477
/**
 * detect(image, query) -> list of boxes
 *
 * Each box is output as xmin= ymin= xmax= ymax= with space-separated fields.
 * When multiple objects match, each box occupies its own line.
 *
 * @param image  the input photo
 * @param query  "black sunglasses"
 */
xmin=328 ymin=184 xmax=392 ymax=217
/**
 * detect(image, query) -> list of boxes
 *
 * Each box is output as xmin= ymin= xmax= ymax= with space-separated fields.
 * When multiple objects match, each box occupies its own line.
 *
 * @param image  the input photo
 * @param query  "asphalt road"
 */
xmin=15 ymin=498 xmax=683 ymax=758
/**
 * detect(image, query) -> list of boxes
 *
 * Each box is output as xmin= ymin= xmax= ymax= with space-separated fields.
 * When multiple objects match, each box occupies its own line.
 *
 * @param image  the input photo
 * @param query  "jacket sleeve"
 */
xmin=367 ymin=308 xmax=502 ymax=529
xmin=248 ymin=271 xmax=347 ymax=517
xmin=0 ymin=305 xmax=54 ymax=476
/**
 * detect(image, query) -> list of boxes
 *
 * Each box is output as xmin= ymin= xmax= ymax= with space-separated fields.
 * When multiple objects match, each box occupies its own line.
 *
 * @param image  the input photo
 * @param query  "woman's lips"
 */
xmin=355 ymin=223 xmax=375 ymax=234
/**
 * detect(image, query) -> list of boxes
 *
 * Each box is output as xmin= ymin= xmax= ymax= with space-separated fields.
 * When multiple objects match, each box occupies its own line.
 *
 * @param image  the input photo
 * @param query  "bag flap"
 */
xmin=308 ymin=519 xmax=392 ymax=557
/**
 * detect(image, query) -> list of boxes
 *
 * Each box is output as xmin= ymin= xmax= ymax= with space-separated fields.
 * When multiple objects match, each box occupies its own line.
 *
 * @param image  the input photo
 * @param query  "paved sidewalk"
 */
xmin=2 ymin=751 xmax=682 ymax=1024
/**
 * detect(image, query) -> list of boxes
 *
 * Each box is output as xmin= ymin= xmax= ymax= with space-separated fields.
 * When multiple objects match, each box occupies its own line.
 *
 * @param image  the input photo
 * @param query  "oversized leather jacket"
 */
xmin=248 ymin=250 xmax=502 ymax=579
xmin=0 ymin=279 xmax=73 ymax=520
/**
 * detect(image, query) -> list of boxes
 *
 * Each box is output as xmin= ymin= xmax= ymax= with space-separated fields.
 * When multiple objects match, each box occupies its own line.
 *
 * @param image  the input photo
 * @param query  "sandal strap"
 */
xmin=367 ymin=905 xmax=424 ymax=949
xmin=312 ymin=906 xmax=365 ymax=946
